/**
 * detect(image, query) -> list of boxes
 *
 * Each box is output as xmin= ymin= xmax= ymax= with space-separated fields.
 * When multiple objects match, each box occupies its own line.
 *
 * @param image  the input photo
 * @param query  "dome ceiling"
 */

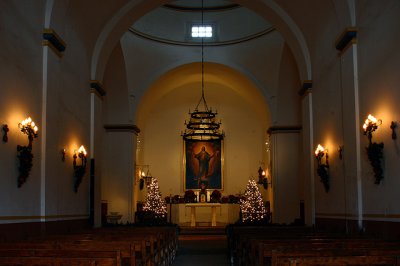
xmin=130 ymin=0 xmax=274 ymax=45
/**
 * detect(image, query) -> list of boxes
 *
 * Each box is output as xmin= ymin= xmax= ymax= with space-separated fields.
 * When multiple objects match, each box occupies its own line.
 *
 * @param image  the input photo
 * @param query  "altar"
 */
xmin=168 ymin=203 xmax=240 ymax=227
xmin=186 ymin=203 xmax=220 ymax=227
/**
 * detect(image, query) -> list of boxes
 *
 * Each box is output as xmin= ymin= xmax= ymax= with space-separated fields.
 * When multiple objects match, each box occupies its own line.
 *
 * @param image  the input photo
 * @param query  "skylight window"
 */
xmin=191 ymin=25 xmax=213 ymax=38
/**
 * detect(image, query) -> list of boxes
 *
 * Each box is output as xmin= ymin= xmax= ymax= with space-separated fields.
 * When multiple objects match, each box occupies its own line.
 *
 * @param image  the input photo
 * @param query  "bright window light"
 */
xmin=191 ymin=25 xmax=213 ymax=38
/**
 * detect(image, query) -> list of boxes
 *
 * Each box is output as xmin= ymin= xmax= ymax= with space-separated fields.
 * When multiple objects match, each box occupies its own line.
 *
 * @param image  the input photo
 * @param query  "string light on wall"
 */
xmin=181 ymin=0 xmax=224 ymax=141
xmin=314 ymin=144 xmax=329 ymax=192
xmin=362 ymin=114 xmax=384 ymax=184
xmin=73 ymin=145 xmax=87 ymax=192
xmin=16 ymin=117 xmax=39 ymax=187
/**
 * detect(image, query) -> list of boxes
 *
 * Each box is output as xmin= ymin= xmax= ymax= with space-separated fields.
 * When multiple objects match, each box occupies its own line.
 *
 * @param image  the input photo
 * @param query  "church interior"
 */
xmin=1 ymin=0 xmax=400 ymax=264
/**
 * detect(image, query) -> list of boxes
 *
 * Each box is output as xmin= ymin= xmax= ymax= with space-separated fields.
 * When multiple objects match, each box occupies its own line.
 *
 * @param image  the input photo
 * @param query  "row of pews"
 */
xmin=0 ymin=225 xmax=178 ymax=265
xmin=227 ymin=224 xmax=400 ymax=265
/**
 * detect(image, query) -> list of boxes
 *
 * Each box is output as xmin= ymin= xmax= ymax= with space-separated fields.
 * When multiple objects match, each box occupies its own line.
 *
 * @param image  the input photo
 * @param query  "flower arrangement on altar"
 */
xmin=210 ymin=189 xmax=222 ymax=203
xmin=184 ymin=190 xmax=196 ymax=203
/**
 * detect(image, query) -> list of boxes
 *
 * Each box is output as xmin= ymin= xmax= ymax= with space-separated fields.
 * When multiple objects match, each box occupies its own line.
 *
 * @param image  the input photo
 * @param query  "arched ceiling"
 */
xmin=136 ymin=62 xmax=270 ymax=126
xmin=90 ymin=0 xmax=312 ymax=82
xmin=131 ymin=0 xmax=274 ymax=45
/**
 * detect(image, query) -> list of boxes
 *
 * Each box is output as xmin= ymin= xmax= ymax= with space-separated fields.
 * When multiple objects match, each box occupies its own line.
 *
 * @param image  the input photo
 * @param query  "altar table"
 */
xmin=185 ymin=203 xmax=221 ymax=227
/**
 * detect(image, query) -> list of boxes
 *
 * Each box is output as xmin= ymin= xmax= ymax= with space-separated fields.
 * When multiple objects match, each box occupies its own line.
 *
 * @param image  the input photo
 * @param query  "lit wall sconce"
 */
xmin=257 ymin=166 xmax=266 ymax=184
xmin=257 ymin=166 xmax=271 ymax=189
xmin=143 ymin=172 xmax=153 ymax=187
xmin=61 ymin=148 xmax=66 ymax=162
xmin=2 ymin=124 xmax=9 ymax=143
xmin=16 ymin=117 xmax=39 ymax=188
xmin=139 ymin=171 xmax=145 ymax=190
xmin=136 ymin=165 xmax=151 ymax=190
xmin=315 ymin=144 xmax=330 ymax=192
xmin=362 ymin=114 xmax=384 ymax=184
xmin=73 ymin=145 xmax=87 ymax=192
xmin=362 ymin=114 xmax=382 ymax=144
xmin=390 ymin=121 xmax=397 ymax=140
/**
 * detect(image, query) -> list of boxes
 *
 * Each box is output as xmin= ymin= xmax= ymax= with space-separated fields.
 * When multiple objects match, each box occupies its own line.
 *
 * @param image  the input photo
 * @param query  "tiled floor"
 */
xmin=172 ymin=235 xmax=230 ymax=266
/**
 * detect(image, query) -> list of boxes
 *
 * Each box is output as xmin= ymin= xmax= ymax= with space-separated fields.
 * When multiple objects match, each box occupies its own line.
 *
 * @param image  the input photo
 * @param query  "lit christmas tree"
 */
xmin=240 ymin=179 xmax=266 ymax=223
xmin=143 ymin=178 xmax=167 ymax=219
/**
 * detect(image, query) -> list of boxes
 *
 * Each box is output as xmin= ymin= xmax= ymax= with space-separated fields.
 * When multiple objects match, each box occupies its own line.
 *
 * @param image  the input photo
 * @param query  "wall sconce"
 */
xmin=338 ymin=145 xmax=344 ymax=160
xmin=315 ymin=144 xmax=330 ymax=192
xmin=257 ymin=166 xmax=271 ymax=189
xmin=136 ymin=165 xmax=151 ymax=190
xmin=18 ymin=117 xmax=38 ymax=147
xmin=362 ymin=114 xmax=384 ymax=184
xmin=2 ymin=124 xmax=9 ymax=143
xmin=16 ymin=117 xmax=39 ymax=188
xmin=143 ymin=172 xmax=153 ymax=187
xmin=139 ymin=171 xmax=145 ymax=190
xmin=61 ymin=148 xmax=66 ymax=161
xmin=73 ymin=145 xmax=87 ymax=192
xmin=362 ymin=114 xmax=382 ymax=144
xmin=257 ymin=166 xmax=266 ymax=184
xmin=390 ymin=121 xmax=397 ymax=140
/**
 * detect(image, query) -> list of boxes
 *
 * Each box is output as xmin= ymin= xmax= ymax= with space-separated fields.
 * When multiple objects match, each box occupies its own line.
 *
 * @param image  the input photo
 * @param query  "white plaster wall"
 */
xmin=0 ymin=1 xmax=95 ymax=224
xmin=271 ymin=132 xmax=301 ymax=224
xmin=101 ymin=132 xmax=135 ymax=223
xmin=297 ymin=0 xmax=400 ymax=225
xmin=357 ymin=1 xmax=400 ymax=219
xmin=0 ymin=1 xmax=45 ymax=221
xmin=101 ymin=43 xmax=135 ymax=223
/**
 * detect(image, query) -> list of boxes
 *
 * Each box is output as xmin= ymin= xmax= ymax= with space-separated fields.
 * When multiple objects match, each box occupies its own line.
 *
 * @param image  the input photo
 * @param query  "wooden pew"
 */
xmin=0 ymin=226 xmax=178 ymax=266
xmin=270 ymin=248 xmax=400 ymax=266
xmin=0 ymin=249 xmax=121 ymax=266
xmin=227 ymin=225 xmax=400 ymax=266
xmin=258 ymin=240 xmax=400 ymax=266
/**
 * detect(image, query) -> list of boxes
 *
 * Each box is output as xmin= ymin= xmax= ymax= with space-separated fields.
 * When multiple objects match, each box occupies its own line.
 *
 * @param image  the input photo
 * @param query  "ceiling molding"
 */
xmin=128 ymin=26 xmax=276 ymax=47
xmin=163 ymin=3 xmax=240 ymax=12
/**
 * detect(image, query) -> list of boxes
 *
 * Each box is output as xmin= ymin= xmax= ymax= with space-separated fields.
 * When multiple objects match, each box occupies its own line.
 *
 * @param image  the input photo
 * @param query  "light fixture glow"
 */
xmin=182 ymin=3 xmax=223 ymax=141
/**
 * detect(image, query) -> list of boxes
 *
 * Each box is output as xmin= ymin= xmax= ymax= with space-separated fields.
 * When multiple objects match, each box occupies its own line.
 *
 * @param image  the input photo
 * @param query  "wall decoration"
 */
xmin=315 ymin=144 xmax=329 ymax=192
xmin=363 ymin=114 xmax=384 ymax=184
xmin=184 ymin=139 xmax=222 ymax=190
xmin=17 ymin=117 xmax=38 ymax=187
xmin=73 ymin=145 xmax=87 ymax=192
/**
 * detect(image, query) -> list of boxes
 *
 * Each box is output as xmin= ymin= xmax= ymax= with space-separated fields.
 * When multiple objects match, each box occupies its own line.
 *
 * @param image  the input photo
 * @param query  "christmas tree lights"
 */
xmin=240 ymin=179 xmax=266 ymax=223
xmin=143 ymin=178 xmax=167 ymax=219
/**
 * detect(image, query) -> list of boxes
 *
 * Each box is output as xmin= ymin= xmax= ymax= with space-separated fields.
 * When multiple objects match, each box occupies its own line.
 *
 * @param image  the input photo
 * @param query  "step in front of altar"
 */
xmin=179 ymin=225 xmax=226 ymax=235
